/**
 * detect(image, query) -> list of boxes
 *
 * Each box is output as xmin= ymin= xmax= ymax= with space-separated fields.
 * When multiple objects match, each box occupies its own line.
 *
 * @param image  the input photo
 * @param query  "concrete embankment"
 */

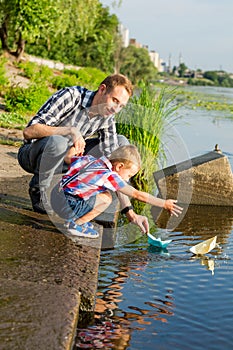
xmin=154 ymin=150 xmax=233 ymax=206
xmin=0 ymin=145 xmax=102 ymax=349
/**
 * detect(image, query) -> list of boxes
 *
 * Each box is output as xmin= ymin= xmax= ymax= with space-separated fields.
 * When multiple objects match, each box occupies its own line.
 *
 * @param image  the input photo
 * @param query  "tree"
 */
xmin=118 ymin=45 xmax=158 ymax=84
xmin=0 ymin=0 xmax=62 ymax=59
xmin=24 ymin=0 xmax=119 ymax=72
xmin=177 ymin=63 xmax=187 ymax=77
xmin=71 ymin=2 xmax=119 ymax=72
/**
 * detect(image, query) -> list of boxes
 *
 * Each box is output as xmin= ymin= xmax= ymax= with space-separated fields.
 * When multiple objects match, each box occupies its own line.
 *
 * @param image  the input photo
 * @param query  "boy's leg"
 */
xmin=64 ymin=192 xmax=112 ymax=239
xmin=74 ymin=192 xmax=112 ymax=225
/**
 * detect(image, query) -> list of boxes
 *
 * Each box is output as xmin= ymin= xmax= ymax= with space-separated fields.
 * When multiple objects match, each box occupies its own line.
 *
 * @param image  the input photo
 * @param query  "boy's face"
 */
xmin=113 ymin=162 xmax=139 ymax=181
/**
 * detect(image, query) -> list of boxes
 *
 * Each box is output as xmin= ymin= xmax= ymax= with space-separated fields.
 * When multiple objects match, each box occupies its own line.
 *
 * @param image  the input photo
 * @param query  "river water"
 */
xmin=74 ymin=86 xmax=233 ymax=350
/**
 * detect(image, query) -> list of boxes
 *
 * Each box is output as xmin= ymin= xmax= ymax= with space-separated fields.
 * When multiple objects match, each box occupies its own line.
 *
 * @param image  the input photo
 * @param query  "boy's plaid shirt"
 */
xmin=61 ymin=155 xmax=126 ymax=200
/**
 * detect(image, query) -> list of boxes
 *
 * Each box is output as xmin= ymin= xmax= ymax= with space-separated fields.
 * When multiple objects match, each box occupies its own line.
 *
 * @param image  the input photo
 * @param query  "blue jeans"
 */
xmin=18 ymin=135 xmax=69 ymax=190
xmin=65 ymin=193 xmax=96 ymax=220
xmin=17 ymin=134 xmax=129 ymax=190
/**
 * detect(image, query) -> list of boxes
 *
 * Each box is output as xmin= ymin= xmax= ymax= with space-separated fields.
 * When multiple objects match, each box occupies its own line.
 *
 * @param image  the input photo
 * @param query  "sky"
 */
xmin=101 ymin=0 xmax=233 ymax=73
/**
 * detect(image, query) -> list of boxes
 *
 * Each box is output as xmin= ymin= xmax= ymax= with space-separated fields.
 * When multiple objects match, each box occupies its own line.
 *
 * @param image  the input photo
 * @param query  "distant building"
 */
xmin=160 ymin=60 xmax=167 ymax=73
xmin=142 ymin=44 xmax=149 ymax=50
xmin=129 ymin=38 xmax=142 ymax=49
xmin=117 ymin=22 xmax=168 ymax=73
xmin=149 ymin=50 xmax=166 ymax=72
xmin=149 ymin=50 xmax=160 ymax=68
xmin=118 ymin=23 xmax=129 ymax=47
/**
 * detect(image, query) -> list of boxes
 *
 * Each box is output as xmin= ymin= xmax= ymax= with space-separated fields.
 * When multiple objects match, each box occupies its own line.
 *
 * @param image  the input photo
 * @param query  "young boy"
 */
xmin=51 ymin=145 xmax=183 ymax=239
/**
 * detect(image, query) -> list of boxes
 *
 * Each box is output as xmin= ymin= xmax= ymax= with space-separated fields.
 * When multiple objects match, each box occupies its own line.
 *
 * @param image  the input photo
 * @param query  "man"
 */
xmin=18 ymin=74 xmax=149 ymax=233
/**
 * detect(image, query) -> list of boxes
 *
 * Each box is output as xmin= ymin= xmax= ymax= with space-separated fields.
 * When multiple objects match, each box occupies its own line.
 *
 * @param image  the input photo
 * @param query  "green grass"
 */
xmin=0 ymin=138 xmax=22 ymax=147
xmin=0 ymin=112 xmax=29 ymax=129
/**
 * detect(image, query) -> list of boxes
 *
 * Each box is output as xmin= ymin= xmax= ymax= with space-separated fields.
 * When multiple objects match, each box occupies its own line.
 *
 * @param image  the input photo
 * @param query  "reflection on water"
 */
xmin=191 ymin=255 xmax=215 ymax=275
xmin=153 ymin=205 xmax=233 ymax=247
xmin=74 ymin=87 xmax=233 ymax=350
xmin=75 ymin=249 xmax=177 ymax=349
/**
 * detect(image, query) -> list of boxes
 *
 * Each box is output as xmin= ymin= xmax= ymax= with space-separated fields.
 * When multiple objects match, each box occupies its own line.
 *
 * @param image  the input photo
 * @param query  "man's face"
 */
xmin=94 ymin=84 xmax=130 ymax=117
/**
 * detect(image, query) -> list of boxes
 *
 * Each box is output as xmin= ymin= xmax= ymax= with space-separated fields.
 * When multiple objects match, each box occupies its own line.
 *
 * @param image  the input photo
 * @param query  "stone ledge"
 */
xmin=0 ymin=145 xmax=103 ymax=349
xmin=154 ymin=151 xmax=233 ymax=206
xmin=0 ymin=202 xmax=103 ymax=349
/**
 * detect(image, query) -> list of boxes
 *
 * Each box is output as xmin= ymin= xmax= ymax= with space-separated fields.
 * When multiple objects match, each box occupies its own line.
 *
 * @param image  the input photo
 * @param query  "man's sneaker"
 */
xmin=29 ymin=187 xmax=53 ymax=215
xmin=64 ymin=220 xmax=99 ymax=239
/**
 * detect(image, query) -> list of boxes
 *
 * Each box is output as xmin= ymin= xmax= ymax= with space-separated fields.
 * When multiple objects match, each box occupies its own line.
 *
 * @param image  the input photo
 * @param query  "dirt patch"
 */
xmin=0 ymin=143 xmax=26 ymax=179
xmin=0 ymin=127 xmax=24 ymax=143
xmin=5 ymin=61 xmax=30 ymax=88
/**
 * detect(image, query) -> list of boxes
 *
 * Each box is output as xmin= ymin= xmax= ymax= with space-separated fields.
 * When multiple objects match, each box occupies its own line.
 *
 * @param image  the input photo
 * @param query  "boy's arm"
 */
xmin=119 ymin=183 xmax=183 ymax=217
xmin=64 ymin=146 xmax=77 ymax=164
xmin=117 ymin=191 xmax=132 ymax=210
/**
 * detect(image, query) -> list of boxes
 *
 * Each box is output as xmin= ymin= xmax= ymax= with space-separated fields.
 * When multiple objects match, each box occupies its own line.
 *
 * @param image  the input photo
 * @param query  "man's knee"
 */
xmin=117 ymin=134 xmax=129 ymax=146
xmin=46 ymin=135 xmax=69 ymax=156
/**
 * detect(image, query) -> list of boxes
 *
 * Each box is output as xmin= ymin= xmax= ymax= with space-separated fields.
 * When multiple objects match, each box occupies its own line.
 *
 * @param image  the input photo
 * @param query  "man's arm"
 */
xmin=117 ymin=191 xmax=149 ymax=234
xmin=23 ymin=87 xmax=86 ymax=154
xmin=23 ymin=124 xmax=86 ymax=156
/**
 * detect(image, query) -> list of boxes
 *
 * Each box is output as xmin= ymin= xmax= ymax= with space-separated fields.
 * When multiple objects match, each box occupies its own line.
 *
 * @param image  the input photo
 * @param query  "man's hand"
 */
xmin=126 ymin=209 xmax=149 ymax=234
xmin=70 ymin=127 xmax=86 ymax=155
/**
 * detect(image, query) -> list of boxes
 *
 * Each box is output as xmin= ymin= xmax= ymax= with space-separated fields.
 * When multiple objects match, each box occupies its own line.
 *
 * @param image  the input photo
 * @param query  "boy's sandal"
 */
xmin=64 ymin=220 xmax=94 ymax=230
xmin=82 ymin=222 xmax=94 ymax=230
xmin=80 ymin=227 xmax=99 ymax=239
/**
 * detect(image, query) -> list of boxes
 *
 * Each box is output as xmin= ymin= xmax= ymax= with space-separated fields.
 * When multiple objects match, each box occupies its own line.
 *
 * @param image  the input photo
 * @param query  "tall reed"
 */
xmin=116 ymin=82 xmax=180 ymax=214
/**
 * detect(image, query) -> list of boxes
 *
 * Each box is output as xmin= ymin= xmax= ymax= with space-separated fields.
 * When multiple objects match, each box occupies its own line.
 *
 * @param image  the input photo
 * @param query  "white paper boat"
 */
xmin=189 ymin=235 xmax=217 ymax=255
xmin=147 ymin=232 xmax=172 ymax=248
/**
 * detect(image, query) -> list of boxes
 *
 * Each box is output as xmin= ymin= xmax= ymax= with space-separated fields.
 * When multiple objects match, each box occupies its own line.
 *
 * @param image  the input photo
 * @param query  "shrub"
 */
xmin=17 ymin=61 xmax=54 ymax=83
xmin=4 ymin=83 xmax=51 ymax=114
xmin=0 ymin=112 xmax=29 ymax=129
xmin=51 ymin=74 xmax=78 ymax=90
xmin=0 ymin=57 xmax=9 ymax=87
xmin=63 ymin=67 xmax=107 ymax=89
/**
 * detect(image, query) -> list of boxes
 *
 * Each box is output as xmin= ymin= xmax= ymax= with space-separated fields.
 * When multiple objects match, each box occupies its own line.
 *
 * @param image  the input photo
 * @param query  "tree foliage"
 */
xmin=0 ymin=0 xmax=62 ymax=58
xmin=177 ymin=63 xmax=187 ymax=77
xmin=0 ymin=0 xmax=119 ymax=72
xmin=203 ymin=70 xmax=233 ymax=87
xmin=118 ymin=45 xmax=158 ymax=84
xmin=0 ymin=1 xmax=160 ymax=77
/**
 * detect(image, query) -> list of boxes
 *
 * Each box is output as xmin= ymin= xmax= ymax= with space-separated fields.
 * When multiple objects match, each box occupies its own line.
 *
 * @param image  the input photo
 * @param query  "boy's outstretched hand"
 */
xmin=164 ymin=199 xmax=183 ymax=217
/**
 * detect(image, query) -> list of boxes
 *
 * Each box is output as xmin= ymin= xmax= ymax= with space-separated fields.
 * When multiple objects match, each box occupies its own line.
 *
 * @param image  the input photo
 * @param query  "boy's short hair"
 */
xmin=109 ymin=145 xmax=141 ymax=169
xmin=100 ymin=74 xmax=133 ymax=97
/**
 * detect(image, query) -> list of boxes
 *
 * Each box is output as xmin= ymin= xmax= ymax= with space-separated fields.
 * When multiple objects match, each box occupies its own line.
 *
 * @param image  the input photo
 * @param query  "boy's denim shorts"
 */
xmin=65 ymin=193 xmax=96 ymax=220
xmin=50 ymin=183 xmax=96 ymax=220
